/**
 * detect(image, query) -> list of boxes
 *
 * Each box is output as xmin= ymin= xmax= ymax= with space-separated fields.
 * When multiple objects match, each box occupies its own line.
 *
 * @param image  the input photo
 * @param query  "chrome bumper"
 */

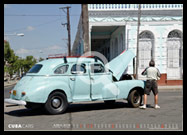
xmin=4 ymin=98 xmax=26 ymax=106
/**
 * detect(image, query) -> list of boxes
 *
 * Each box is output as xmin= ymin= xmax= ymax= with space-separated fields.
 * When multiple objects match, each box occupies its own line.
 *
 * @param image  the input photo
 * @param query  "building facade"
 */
xmin=72 ymin=4 xmax=183 ymax=85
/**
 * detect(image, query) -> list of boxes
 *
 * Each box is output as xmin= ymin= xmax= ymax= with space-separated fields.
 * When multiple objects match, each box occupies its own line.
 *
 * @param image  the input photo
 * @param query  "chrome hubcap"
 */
xmin=52 ymin=98 xmax=61 ymax=108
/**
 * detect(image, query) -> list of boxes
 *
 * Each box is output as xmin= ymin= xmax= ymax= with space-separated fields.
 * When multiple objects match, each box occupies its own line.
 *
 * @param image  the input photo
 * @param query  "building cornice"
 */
xmin=89 ymin=10 xmax=182 ymax=17
xmin=89 ymin=16 xmax=182 ymax=23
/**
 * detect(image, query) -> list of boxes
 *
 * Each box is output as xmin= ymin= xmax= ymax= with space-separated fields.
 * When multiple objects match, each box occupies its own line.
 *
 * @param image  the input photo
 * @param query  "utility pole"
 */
xmin=136 ymin=4 xmax=141 ymax=79
xmin=82 ymin=4 xmax=90 ymax=54
xmin=59 ymin=6 xmax=71 ymax=56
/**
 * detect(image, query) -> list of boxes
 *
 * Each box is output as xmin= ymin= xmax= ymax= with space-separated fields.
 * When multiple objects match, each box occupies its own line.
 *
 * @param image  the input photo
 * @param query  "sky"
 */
xmin=4 ymin=4 xmax=81 ymax=59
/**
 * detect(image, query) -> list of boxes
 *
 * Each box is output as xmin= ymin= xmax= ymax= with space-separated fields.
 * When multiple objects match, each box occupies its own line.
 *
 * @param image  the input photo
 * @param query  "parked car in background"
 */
xmin=5 ymin=50 xmax=145 ymax=115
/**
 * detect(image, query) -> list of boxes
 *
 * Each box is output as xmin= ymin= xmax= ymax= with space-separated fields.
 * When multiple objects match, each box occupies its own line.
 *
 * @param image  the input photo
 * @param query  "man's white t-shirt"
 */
xmin=142 ymin=67 xmax=161 ymax=80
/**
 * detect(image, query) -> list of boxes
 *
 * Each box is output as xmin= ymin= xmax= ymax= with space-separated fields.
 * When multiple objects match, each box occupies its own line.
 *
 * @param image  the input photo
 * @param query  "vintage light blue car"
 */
xmin=5 ymin=50 xmax=145 ymax=115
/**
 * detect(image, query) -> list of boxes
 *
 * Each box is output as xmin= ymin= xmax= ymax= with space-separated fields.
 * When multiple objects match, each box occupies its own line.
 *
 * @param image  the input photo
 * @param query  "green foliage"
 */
xmin=39 ymin=57 xmax=44 ymax=62
xmin=4 ymin=41 xmax=37 ymax=78
xmin=12 ymin=58 xmax=24 ymax=74
xmin=4 ymin=42 xmax=17 ymax=64
xmin=23 ymin=56 xmax=37 ymax=72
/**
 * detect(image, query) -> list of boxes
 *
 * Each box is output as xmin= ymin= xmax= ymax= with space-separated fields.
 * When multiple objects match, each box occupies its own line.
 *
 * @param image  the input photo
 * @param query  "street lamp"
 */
xmin=16 ymin=33 xmax=24 ymax=37
xmin=4 ymin=32 xmax=25 ymax=58
xmin=4 ymin=33 xmax=24 ymax=37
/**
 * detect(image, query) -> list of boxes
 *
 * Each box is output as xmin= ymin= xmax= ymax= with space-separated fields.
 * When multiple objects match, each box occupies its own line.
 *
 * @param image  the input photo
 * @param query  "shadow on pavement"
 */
xmin=66 ymin=101 xmax=131 ymax=113
xmin=5 ymin=101 xmax=133 ymax=117
xmin=4 ymin=108 xmax=46 ymax=117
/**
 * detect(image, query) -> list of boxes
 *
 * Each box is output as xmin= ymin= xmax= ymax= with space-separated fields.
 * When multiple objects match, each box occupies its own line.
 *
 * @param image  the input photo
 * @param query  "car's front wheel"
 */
xmin=44 ymin=92 xmax=68 ymax=115
xmin=128 ymin=89 xmax=142 ymax=108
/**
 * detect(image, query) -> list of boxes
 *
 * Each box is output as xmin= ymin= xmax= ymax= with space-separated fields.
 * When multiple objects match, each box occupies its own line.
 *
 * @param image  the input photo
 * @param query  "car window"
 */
xmin=54 ymin=65 xmax=69 ymax=74
xmin=28 ymin=64 xmax=43 ymax=73
xmin=71 ymin=64 xmax=86 ymax=74
xmin=91 ymin=64 xmax=105 ymax=73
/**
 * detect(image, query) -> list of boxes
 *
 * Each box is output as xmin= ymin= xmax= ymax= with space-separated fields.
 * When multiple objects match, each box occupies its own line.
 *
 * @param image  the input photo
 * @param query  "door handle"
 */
xmin=70 ymin=77 xmax=75 ymax=81
xmin=90 ymin=77 xmax=94 ymax=82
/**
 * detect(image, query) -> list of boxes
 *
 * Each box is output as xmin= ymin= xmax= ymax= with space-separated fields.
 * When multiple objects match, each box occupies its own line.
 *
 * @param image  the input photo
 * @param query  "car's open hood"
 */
xmin=105 ymin=50 xmax=135 ymax=81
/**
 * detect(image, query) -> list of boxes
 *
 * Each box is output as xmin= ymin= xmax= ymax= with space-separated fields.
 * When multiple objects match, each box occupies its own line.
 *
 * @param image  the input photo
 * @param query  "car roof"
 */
xmin=31 ymin=58 xmax=103 ymax=75
xmin=26 ymin=57 xmax=104 ymax=75
xmin=38 ymin=57 xmax=103 ymax=66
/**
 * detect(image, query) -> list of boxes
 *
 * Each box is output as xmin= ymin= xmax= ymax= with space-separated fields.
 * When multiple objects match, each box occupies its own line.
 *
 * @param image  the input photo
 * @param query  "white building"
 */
xmin=72 ymin=4 xmax=183 ymax=85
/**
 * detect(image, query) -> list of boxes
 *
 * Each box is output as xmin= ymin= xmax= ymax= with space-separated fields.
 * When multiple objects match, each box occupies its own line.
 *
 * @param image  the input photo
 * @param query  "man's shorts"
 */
xmin=144 ymin=80 xmax=158 ymax=95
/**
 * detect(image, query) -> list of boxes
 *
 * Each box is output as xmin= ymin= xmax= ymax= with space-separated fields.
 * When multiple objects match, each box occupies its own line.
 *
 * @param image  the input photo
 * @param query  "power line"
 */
xmin=4 ymin=14 xmax=80 ymax=17
xmin=5 ymin=18 xmax=62 ymax=32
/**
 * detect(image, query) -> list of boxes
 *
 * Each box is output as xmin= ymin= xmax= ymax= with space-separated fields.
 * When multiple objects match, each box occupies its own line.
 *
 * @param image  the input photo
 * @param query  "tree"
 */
xmin=4 ymin=41 xmax=17 ymax=78
xmin=4 ymin=41 xmax=17 ymax=64
xmin=39 ymin=57 xmax=44 ymax=62
xmin=4 ymin=41 xmax=37 ymax=79
xmin=23 ymin=56 xmax=37 ymax=73
xmin=12 ymin=57 xmax=24 ymax=76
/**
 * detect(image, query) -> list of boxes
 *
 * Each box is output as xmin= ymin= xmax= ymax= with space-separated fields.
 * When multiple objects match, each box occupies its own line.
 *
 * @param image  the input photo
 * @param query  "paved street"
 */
xmin=4 ymin=85 xmax=183 ymax=131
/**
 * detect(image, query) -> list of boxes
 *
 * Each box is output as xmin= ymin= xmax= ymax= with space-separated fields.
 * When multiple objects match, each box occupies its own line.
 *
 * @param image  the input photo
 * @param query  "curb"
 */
xmin=158 ymin=86 xmax=183 ymax=91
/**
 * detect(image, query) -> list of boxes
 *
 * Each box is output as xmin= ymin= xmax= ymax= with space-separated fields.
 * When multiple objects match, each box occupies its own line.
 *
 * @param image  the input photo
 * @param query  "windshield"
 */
xmin=28 ymin=64 xmax=43 ymax=73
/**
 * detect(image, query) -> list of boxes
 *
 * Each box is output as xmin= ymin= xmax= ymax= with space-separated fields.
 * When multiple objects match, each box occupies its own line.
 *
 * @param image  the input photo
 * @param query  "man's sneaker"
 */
xmin=154 ymin=104 xmax=160 ymax=109
xmin=139 ymin=104 xmax=146 ymax=109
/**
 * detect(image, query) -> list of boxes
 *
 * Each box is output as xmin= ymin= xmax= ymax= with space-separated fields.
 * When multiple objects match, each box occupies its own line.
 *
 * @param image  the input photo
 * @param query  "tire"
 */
xmin=128 ymin=89 xmax=142 ymax=108
xmin=44 ymin=92 xmax=68 ymax=115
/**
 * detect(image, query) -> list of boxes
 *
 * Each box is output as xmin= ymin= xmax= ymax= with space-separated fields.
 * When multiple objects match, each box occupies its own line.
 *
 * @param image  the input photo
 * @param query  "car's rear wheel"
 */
xmin=128 ymin=89 xmax=142 ymax=108
xmin=44 ymin=92 xmax=68 ymax=115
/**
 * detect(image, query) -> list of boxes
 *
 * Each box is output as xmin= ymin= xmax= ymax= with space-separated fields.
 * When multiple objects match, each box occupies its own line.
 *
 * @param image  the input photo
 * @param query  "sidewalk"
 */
xmin=158 ymin=85 xmax=183 ymax=90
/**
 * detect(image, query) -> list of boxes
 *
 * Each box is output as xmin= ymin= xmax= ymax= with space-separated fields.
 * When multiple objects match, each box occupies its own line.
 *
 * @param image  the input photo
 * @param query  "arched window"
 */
xmin=167 ymin=30 xmax=183 ymax=79
xmin=168 ymin=30 xmax=182 ymax=39
xmin=138 ymin=31 xmax=154 ymax=70
xmin=139 ymin=31 xmax=154 ymax=39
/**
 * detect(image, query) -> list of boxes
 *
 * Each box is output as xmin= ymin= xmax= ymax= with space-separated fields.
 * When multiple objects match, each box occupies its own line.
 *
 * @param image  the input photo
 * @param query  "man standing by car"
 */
xmin=139 ymin=59 xmax=161 ymax=109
